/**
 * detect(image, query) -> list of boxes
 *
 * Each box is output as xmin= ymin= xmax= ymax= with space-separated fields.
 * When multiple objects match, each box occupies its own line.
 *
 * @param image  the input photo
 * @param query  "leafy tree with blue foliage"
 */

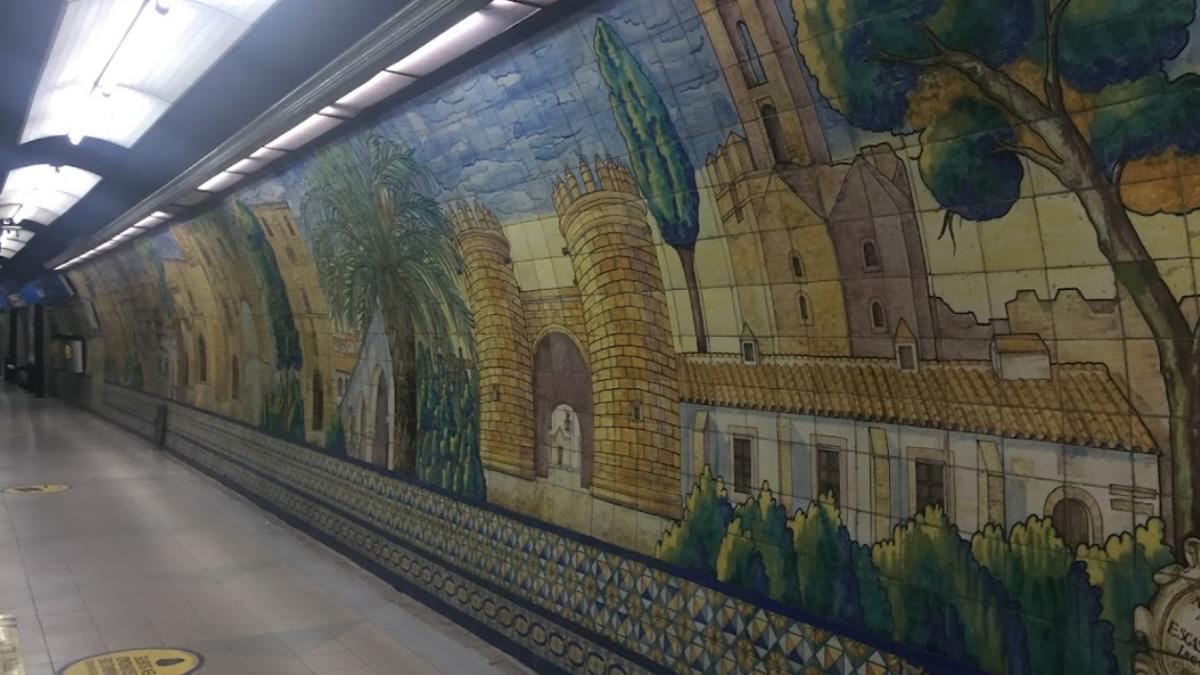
xmin=797 ymin=0 xmax=1200 ymax=542
xmin=593 ymin=19 xmax=708 ymax=352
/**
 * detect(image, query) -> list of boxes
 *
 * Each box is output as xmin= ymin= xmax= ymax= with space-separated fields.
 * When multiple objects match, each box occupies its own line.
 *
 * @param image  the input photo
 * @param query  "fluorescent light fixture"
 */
xmin=389 ymin=1 xmax=538 ymax=77
xmin=197 ymin=171 xmax=246 ymax=193
xmin=249 ymin=146 xmax=288 ymax=161
xmin=132 ymin=213 xmax=167 ymax=229
xmin=23 ymin=0 xmax=282 ymax=147
xmin=335 ymin=71 xmax=416 ymax=109
xmin=264 ymin=113 xmax=343 ymax=151
xmin=0 ymin=164 xmax=101 ymax=227
xmin=0 ymin=228 xmax=35 ymax=259
xmin=228 ymin=157 xmax=268 ymax=174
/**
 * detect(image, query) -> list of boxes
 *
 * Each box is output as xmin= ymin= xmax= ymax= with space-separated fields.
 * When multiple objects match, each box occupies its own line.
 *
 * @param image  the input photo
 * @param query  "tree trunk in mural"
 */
xmin=676 ymin=247 xmax=708 ymax=353
xmin=383 ymin=304 xmax=417 ymax=475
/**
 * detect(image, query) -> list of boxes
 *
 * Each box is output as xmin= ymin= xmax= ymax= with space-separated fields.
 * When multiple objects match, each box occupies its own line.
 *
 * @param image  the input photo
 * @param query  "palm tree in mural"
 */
xmin=302 ymin=134 xmax=471 ymax=475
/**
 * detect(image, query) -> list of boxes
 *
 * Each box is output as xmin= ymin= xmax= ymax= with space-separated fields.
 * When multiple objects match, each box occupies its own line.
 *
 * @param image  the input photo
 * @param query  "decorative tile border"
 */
xmin=94 ymin=384 xmax=949 ymax=675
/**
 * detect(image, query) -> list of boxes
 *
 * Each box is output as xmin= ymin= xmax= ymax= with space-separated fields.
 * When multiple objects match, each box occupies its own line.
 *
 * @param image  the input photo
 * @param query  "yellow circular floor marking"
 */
xmin=59 ymin=648 xmax=202 ymax=675
xmin=3 ymin=483 xmax=70 ymax=495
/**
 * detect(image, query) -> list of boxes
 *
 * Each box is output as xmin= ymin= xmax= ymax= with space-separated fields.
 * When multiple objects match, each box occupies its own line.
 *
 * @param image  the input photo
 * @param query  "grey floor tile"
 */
xmin=0 ymin=388 xmax=529 ymax=675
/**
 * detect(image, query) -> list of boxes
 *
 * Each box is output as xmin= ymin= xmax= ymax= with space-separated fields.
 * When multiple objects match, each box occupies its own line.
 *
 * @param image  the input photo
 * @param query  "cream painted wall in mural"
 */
xmin=65 ymin=0 xmax=1200 ymax=672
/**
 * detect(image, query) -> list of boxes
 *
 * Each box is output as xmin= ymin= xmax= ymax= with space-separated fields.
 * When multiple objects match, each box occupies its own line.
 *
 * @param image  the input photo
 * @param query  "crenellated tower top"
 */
xmin=552 ymin=156 xmax=639 ymax=218
xmin=445 ymin=200 xmax=504 ymax=238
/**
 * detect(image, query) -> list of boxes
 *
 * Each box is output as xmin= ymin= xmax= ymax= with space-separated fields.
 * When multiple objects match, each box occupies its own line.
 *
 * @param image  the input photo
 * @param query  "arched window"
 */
xmin=312 ymin=370 xmax=324 ymax=431
xmin=737 ymin=21 xmax=768 ymax=87
xmin=230 ymin=355 xmax=240 ymax=400
xmin=797 ymin=293 xmax=812 ymax=324
xmin=870 ymin=300 xmax=887 ymax=331
xmin=178 ymin=347 xmax=189 ymax=388
xmin=197 ymin=335 xmax=208 ymax=383
xmin=790 ymin=252 xmax=805 ymax=279
xmin=761 ymin=103 xmax=789 ymax=164
xmin=862 ymin=239 xmax=881 ymax=270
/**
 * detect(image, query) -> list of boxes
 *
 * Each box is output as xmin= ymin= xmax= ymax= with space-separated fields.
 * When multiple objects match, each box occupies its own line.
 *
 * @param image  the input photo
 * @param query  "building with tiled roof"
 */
xmin=677 ymin=335 xmax=1160 ymax=547
xmin=678 ymin=352 xmax=1155 ymax=454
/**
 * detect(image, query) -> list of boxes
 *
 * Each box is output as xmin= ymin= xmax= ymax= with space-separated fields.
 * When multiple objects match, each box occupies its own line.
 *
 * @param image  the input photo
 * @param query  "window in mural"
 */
xmin=790 ymin=251 xmax=804 ymax=279
xmin=732 ymin=435 xmax=753 ymax=494
xmin=816 ymin=446 xmax=840 ymax=506
xmin=230 ymin=355 xmax=239 ymax=400
xmin=914 ymin=460 xmax=945 ymax=512
xmin=736 ymin=21 xmax=767 ymax=87
xmin=760 ymin=102 xmax=788 ymax=163
xmin=196 ymin=335 xmax=207 ymax=383
xmin=869 ymin=300 xmax=886 ymax=332
xmin=311 ymin=369 xmax=323 ymax=431
xmin=862 ymin=240 xmax=881 ymax=270
xmin=897 ymin=343 xmax=917 ymax=371
xmin=177 ymin=347 xmax=188 ymax=388
xmin=797 ymin=292 xmax=811 ymax=324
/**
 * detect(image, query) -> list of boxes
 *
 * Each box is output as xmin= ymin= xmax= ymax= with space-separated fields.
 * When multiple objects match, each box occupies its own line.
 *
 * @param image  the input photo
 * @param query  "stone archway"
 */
xmin=367 ymin=366 xmax=393 ymax=469
xmin=533 ymin=331 xmax=593 ymax=487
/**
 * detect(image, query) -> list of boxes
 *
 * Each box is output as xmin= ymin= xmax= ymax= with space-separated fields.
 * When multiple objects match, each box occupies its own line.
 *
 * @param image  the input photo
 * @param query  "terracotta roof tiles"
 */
xmin=678 ymin=354 xmax=1156 ymax=453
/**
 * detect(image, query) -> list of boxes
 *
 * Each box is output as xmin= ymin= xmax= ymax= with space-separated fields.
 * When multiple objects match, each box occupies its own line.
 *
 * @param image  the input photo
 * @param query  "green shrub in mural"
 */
xmin=972 ymin=517 xmax=1115 ymax=674
xmin=720 ymin=486 xmax=798 ymax=604
xmin=796 ymin=0 xmax=1200 ymax=541
xmin=873 ymin=507 xmax=1028 ymax=673
xmin=593 ymin=19 xmax=707 ymax=353
xmin=792 ymin=498 xmax=891 ymax=636
xmin=414 ymin=342 xmax=485 ymax=500
xmin=323 ymin=414 xmax=347 ymax=455
xmin=659 ymin=476 xmax=1181 ymax=673
xmin=1077 ymin=520 xmax=1175 ymax=675
xmin=303 ymin=134 xmax=478 ymax=494
xmin=260 ymin=369 xmax=305 ymax=440
xmin=656 ymin=465 xmax=734 ymax=577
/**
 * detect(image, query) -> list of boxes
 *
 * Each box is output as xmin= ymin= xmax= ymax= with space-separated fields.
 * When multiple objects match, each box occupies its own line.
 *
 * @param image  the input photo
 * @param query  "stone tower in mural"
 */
xmin=695 ymin=0 xmax=830 ymax=168
xmin=553 ymin=159 xmax=681 ymax=518
xmin=697 ymin=0 xmax=937 ymax=359
xmin=448 ymin=201 xmax=536 ymax=479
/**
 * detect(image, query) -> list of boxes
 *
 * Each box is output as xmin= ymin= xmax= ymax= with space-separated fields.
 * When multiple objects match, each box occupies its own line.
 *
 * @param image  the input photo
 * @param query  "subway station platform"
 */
xmin=0 ymin=385 xmax=528 ymax=675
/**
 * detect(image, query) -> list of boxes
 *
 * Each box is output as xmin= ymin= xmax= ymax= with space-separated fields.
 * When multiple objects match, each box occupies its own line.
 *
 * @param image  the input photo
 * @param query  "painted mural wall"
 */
xmin=67 ymin=0 xmax=1200 ymax=672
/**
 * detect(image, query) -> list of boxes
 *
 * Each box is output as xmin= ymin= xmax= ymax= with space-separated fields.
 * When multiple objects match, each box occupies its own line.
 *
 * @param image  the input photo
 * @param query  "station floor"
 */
xmin=0 ymin=386 xmax=530 ymax=675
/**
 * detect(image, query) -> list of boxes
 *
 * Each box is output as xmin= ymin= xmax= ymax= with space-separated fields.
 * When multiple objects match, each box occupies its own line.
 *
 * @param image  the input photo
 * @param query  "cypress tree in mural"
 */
xmin=230 ymin=201 xmax=305 ymax=440
xmin=303 ymin=134 xmax=481 ymax=495
xmin=797 ymin=0 xmax=1200 ymax=541
xmin=593 ymin=20 xmax=707 ymax=352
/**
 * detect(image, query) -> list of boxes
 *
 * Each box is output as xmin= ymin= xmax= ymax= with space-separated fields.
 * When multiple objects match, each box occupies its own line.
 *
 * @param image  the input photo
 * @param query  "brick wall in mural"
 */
xmin=68 ymin=0 xmax=1200 ymax=672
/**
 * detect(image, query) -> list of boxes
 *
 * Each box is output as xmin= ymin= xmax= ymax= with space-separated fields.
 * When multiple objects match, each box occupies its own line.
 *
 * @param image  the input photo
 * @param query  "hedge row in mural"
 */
xmin=68 ymin=0 xmax=1200 ymax=672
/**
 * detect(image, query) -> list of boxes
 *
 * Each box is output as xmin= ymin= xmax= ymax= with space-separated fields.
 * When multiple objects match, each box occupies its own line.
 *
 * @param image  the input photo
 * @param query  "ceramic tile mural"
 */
xmin=58 ymin=0 xmax=1200 ymax=672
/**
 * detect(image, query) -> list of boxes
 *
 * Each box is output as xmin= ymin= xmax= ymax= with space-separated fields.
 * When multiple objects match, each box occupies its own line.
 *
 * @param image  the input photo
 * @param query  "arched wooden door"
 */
xmin=1052 ymin=498 xmax=1092 ymax=549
